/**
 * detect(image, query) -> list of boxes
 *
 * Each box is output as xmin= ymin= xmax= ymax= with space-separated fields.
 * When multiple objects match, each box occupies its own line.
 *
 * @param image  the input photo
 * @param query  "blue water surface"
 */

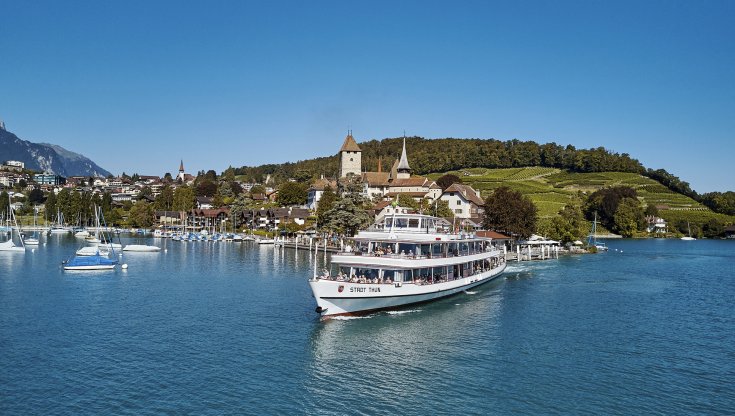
xmin=1 ymin=236 xmax=733 ymax=415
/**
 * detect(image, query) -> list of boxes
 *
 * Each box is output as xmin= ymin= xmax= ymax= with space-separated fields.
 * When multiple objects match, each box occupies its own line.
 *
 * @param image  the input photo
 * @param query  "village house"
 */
xmin=440 ymin=183 xmax=484 ymax=221
xmin=187 ymin=208 xmax=230 ymax=230
xmin=196 ymin=196 xmax=213 ymax=209
xmin=307 ymin=177 xmax=337 ymax=210
xmin=645 ymin=216 xmax=668 ymax=234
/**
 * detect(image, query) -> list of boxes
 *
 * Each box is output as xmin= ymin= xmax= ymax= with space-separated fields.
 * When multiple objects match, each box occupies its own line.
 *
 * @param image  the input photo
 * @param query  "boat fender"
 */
xmin=315 ymin=306 xmax=327 ymax=314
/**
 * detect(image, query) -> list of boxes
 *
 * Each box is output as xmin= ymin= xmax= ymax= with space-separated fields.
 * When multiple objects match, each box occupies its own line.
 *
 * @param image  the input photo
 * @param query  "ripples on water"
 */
xmin=0 ymin=237 xmax=733 ymax=415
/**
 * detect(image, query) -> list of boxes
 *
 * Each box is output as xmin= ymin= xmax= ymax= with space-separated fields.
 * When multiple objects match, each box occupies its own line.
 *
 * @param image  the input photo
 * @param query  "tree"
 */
xmin=28 ymin=188 xmax=44 ymax=204
xmin=139 ymin=186 xmax=153 ymax=199
xmin=293 ymin=169 xmax=313 ymax=183
xmin=433 ymin=199 xmax=454 ymax=218
xmin=324 ymin=196 xmax=372 ymax=236
xmin=163 ymin=172 xmax=173 ymax=183
xmin=613 ymin=198 xmax=645 ymax=237
xmin=128 ymin=201 xmax=154 ymax=228
xmin=230 ymin=194 xmax=254 ymax=230
xmin=250 ymin=184 xmax=266 ymax=195
xmin=45 ymin=191 xmax=57 ymax=221
xmin=585 ymin=186 xmax=639 ymax=230
xmin=316 ymin=185 xmax=337 ymax=226
xmin=702 ymin=218 xmax=725 ymax=238
xmin=482 ymin=186 xmax=538 ymax=239
xmin=154 ymin=185 xmax=174 ymax=211
xmin=644 ymin=204 xmax=659 ymax=217
xmin=0 ymin=191 xmax=8 ymax=215
xmin=397 ymin=194 xmax=419 ymax=210
xmin=546 ymin=201 xmax=588 ymax=244
xmin=196 ymin=179 xmax=218 ymax=197
xmin=276 ymin=182 xmax=308 ymax=206
xmin=173 ymin=185 xmax=195 ymax=211
xmin=436 ymin=174 xmax=462 ymax=190
xmin=204 ymin=170 xmax=218 ymax=181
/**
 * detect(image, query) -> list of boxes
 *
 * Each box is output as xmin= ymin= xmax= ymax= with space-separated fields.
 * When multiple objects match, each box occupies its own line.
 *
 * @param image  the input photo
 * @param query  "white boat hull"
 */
xmin=63 ymin=265 xmax=116 ymax=270
xmin=122 ymin=244 xmax=161 ymax=252
xmin=310 ymin=262 xmax=506 ymax=317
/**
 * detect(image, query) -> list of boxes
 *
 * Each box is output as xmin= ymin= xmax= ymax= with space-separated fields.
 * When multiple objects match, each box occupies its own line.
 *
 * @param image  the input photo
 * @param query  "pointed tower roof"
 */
xmin=339 ymin=131 xmax=362 ymax=152
xmin=179 ymin=160 xmax=184 ymax=172
xmin=397 ymin=137 xmax=411 ymax=172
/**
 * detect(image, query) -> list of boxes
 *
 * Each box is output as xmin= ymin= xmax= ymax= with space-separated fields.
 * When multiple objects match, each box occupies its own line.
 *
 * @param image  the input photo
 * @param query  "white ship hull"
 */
xmin=310 ymin=262 xmax=506 ymax=317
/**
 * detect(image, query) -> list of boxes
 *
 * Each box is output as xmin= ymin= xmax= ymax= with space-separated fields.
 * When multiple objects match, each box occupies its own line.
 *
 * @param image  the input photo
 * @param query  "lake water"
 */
xmin=1 ymin=236 xmax=733 ymax=415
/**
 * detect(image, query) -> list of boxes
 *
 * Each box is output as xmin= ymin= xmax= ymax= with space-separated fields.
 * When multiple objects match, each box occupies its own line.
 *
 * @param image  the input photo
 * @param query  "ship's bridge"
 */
xmin=367 ymin=214 xmax=440 ymax=234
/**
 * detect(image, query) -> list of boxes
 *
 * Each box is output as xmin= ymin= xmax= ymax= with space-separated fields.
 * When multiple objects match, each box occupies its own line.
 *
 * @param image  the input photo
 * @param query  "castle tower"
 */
xmin=177 ymin=159 xmax=185 ymax=181
xmin=396 ymin=137 xmax=411 ymax=179
xmin=339 ymin=131 xmax=362 ymax=177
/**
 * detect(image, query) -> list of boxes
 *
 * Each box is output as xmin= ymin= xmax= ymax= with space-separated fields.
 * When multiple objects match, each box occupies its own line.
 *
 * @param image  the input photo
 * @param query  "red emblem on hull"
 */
xmin=338 ymin=285 xmax=344 ymax=293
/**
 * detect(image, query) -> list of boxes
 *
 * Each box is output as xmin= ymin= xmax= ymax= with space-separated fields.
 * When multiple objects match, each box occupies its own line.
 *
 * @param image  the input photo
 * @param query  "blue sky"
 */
xmin=1 ymin=1 xmax=733 ymax=192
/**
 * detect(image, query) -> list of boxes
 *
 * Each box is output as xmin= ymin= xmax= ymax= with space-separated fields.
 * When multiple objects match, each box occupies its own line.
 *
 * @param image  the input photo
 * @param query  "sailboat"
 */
xmin=0 ymin=198 xmax=26 ymax=252
xmin=64 ymin=206 xmax=119 ymax=270
xmin=588 ymin=212 xmax=609 ymax=251
xmin=22 ymin=206 xmax=40 ymax=246
xmin=681 ymin=222 xmax=696 ymax=241
xmin=49 ymin=209 xmax=72 ymax=234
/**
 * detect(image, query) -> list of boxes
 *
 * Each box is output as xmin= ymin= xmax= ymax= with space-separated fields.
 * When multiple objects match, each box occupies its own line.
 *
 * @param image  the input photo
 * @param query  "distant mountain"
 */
xmin=0 ymin=125 xmax=111 ymax=177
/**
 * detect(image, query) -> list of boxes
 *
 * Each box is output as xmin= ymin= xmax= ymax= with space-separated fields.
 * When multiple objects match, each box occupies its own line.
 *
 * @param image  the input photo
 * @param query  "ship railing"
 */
xmin=332 ymin=248 xmax=497 ymax=258
xmin=315 ymin=263 xmax=505 ymax=285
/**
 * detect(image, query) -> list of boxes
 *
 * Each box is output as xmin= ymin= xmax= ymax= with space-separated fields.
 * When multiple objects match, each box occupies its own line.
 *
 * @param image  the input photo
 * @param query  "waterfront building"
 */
xmin=440 ymin=183 xmax=484 ymax=221
xmin=646 ymin=216 xmax=668 ymax=234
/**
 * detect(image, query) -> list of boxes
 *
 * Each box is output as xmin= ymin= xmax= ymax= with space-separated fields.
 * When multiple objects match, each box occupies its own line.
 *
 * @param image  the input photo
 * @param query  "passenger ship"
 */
xmin=309 ymin=213 xmax=507 ymax=318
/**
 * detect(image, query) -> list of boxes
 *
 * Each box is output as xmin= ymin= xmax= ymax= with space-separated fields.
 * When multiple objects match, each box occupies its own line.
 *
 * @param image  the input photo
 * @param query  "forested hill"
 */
xmin=236 ymin=136 xmax=735 ymax=215
xmin=234 ymin=136 xmax=708 ymax=202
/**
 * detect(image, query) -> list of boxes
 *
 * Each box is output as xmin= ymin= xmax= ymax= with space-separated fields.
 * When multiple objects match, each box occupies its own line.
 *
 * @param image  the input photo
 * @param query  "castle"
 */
xmin=339 ymin=132 xmax=441 ymax=202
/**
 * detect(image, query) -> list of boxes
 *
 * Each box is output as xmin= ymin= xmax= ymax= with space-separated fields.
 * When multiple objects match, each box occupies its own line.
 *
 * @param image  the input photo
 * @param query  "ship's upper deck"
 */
xmin=355 ymin=213 xmax=484 ymax=242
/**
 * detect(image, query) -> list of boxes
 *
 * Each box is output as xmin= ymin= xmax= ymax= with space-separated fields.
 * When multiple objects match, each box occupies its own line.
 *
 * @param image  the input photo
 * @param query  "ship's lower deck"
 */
xmin=310 ymin=261 xmax=507 ymax=317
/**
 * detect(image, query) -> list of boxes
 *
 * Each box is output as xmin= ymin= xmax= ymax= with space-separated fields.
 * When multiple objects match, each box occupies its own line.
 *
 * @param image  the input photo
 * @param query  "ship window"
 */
xmin=432 ymin=266 xmax=445 ymax=282
xmin=408 ymin=218 xmax=419 ymax=228
xmin=432 ymin=244 xmax=443 ymax=257
xmin=416 ymin=268 xmax=431 ymax=283
xmin=382 ymin=269 xmax=396 ymax=282
xmin=339 ymin=266 xmax=353 ymax=277
xmin=353 ymin=267 xmax=379 ymax=280
xmin=398 ymin=243 xmax=417 ymax=256
xmin=394 ymin=218 xmax=408 ymax=228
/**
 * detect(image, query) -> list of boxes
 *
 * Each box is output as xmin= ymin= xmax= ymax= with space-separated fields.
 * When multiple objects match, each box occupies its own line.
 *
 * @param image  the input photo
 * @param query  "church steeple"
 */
xmin=177 ymin=159 xmax=186 ymax=182
xmin=396 ymin=137 xmax=411 ymax=179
